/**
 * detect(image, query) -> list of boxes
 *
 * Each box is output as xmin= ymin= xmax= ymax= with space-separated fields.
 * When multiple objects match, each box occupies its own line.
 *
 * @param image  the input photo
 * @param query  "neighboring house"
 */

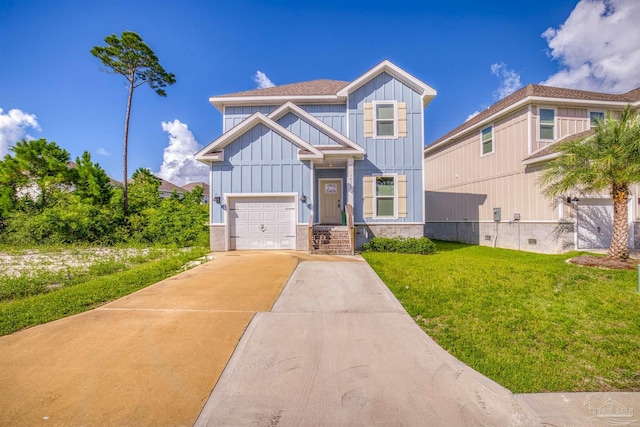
xmin=424 ymin=84 xmax=640 ymax=253
xmin=157 ymin=177 xmax=185 ymax=199
xmin=195 ymin=60 xmax=436 ymax=252
xmin=182 ymin=181 xmax=210 ymax=203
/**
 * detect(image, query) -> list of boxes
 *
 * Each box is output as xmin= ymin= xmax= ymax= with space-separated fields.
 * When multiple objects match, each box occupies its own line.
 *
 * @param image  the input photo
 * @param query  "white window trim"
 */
xmin=538 ymin=106 xmax=557 ymax=142
xmin=588 ymin=110 xmax=605 ymax=129
xmin=373 ymin=173 xmax=398 ymax=219
xmin=480 ymin=124 xmax=494 ymax=157
xmin=372 ymin=100 xmax=398 ymax=139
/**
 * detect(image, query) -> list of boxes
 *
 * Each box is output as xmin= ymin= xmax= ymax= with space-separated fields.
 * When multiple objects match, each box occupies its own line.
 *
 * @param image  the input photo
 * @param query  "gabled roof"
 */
xmin=522 ymin=129 xmax=595 ymax=165
xmin=195 ymin=112 xmax=324 ymax=163
xmin=157 ymin=177 xmax=185 ymax=193
xmin=182 ymin=181 xmax=210 ymax=192
xmin=337 ymin=60 xmax=437 ymax=108
xmin=426 ymin=84 xmax=640 ymax=155
xmin=209 ymin=60 xmax=436 ymax=112
xmin=268 ymin=102 xmax=365 ymax=158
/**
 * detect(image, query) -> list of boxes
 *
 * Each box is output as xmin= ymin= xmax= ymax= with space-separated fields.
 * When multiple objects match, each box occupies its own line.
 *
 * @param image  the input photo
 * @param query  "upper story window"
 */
xmin=539 ymin=108 xmax=555 ymax=141
xmin=481 ymin=125 xmax=494 ymax=156
xmin=363 ymin=101 xmax=407 ymax=139
xmin=374 ymin=102 xmax=397 ymax=138
xmin=590 ymin=111 xmax=605 ymax=129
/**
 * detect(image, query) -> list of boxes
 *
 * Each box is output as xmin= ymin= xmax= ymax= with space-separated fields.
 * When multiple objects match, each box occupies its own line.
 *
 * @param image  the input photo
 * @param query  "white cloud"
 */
xmin=490 ymin=63 xmax=523 ymax=100
xmin=0 ymin=107 xmax=40 ymax=156
xmin=542 ymin=0 xmax=640 ymax=92
xmin=253 ymin=71 xmax=275 ymax=89
xmin=96 ymin=147 xmax=110 ymax=156
xmin=156 ymin=119 xmax=208 ymax=187
xmin=466 ymin=111 xmax=481 ymax=122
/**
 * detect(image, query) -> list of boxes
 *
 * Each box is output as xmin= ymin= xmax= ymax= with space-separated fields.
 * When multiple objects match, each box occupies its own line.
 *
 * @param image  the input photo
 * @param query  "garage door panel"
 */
xmin=577 ymin=199 xmax=632 ymax=249
xmin=229 ymin=196 xmax=297 ymax=250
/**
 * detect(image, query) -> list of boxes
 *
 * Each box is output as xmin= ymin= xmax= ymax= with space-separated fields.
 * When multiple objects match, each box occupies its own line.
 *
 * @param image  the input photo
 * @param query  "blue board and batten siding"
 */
xmin=278 ymin=113 xmax=342 ymax=146
xmin=209 ymin=123 xmax=311 ymax=224
xmin=348 ymin=72 xmax=424 ymax=223
xmin=224 ymin=105 xmax=347 ymax=136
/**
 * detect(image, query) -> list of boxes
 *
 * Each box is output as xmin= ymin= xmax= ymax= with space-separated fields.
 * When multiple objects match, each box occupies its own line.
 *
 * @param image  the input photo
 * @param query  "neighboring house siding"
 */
xmin=424 ymin=108 xmax=559 ymax=223
xmin=209 ymin=123 xmax=311 ymax=224
xmin=224 ymin=104 xmax=346 ymax=134
xmin=348 ymin=72 xmax=424 ymax=223
xmin=277 ymin=113 xmax=342 ymax=146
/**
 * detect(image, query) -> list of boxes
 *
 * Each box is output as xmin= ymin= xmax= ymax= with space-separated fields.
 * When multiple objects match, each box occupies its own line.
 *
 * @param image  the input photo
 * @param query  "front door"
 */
xmin=320 ymin=179 xmax=342 ymax=224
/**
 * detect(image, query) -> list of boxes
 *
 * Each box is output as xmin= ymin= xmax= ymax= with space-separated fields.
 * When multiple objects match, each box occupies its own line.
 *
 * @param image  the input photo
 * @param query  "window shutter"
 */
xmin=364 ymin=103 xmax=373 ymax=138
xmin=397 ymin=175 xmax=407 ymax=218
xmin=363 ymin=176 xmax=373 ymax=217
xmin=397 ymin=102 xmax=407 ymax=137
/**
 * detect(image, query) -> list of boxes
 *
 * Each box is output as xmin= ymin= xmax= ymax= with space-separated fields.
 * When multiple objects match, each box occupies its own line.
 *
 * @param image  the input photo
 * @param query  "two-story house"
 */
xmin=196 ymin=60 xmax=436 ymax=252
xmin=424 ymin=85 xmax=640 ymax=253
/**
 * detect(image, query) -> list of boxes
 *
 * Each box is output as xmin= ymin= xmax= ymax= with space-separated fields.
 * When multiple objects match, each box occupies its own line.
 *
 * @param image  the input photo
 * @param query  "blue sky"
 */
xmin=1 ymin=0 xmax=639 ymax=185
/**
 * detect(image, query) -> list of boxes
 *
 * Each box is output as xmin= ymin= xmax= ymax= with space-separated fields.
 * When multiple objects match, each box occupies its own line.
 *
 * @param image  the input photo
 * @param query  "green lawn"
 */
xmin=362 ymin=241 xmax=640 ymax=393
xmin=0 ymin=246 xmax=209 ymax=336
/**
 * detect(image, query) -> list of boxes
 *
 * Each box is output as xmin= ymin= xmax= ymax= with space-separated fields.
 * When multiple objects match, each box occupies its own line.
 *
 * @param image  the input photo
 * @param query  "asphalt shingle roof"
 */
xmin=216 ymin=80 xmax=349 ymax=98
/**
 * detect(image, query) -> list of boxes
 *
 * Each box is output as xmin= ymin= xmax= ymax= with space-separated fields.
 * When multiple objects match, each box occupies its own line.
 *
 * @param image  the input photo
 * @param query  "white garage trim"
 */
xmin=224 ymin=193 xmax=299 ymax=251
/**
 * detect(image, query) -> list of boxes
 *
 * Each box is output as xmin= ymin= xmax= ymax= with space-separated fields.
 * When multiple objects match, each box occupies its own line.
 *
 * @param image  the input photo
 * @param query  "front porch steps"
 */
xmin=310 ymin=225 xmax=352 ymax=255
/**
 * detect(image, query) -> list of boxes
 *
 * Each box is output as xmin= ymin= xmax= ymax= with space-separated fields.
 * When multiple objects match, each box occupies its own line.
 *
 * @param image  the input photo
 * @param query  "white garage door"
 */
xmin=577 ymin=198 xmax=632 ymax=249
xmin=229 ymin=196 xmax=296 ymax=250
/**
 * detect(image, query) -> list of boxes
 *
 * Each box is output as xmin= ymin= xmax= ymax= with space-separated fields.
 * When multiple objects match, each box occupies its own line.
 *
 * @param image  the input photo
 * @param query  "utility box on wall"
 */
xmin=493 ymin=208 xmax=501 ymax=222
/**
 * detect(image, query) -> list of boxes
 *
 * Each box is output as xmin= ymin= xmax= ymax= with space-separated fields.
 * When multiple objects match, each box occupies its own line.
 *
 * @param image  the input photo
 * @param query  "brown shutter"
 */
xmin=397 ymin=175 xmax=407 ymax=218
xmin=397 ymin=102 xmax=407 ymax=138
xmin=363 ymin=176 xmax=373 ymax=217
xmin=364 ymin=103 xmax=373 ymax=138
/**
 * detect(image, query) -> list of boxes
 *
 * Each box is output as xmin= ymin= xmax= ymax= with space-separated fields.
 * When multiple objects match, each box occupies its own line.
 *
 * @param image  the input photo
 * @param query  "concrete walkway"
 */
xmin=195 ymin=258 xmax=640 ymax=427
xmin=0 ymin=251 xmax=302 ymax=427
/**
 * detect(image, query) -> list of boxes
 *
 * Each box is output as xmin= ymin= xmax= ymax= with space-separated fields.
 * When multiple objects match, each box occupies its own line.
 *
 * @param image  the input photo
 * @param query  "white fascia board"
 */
xmin=195 ymin=112 xmax=265 ymax=160
xmin=321 ymin=150 xmax=365 ymax=159
xmin=424 ymin=96 xmax=630 ymax=155
xmin=522 ymin=152 xmax=560 ymax=166
xmin=337 ymin=60 xmax=437 ymax=109
xmin=209 ymin=95 xmax=343 ymax=112
xmin=269 ymin=102 xmax=365 ymax=154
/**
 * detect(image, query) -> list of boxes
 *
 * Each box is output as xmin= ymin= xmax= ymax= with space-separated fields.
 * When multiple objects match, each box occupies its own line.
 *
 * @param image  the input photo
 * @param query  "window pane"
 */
xmin=377 ymin=121 xmax=395 ymax=136
xmin=540 ymin=109 xmax=554 ymax=125
xmin=590 ymin=112 xmax=604 ymax=128
xmin=377 ymin=198 xmax=394 ymax=216
xmin=482 ymin=140 xmax=493 ymax=155
xmin=376 ymin=104 xmax=395 ymax=120
xmin=481 ymin=126 xmax=492 ymax=142
xmin=540 ymin=125 xmax=554 ymax=140
xmin=376 ymin=177 xmax=394 ymax=196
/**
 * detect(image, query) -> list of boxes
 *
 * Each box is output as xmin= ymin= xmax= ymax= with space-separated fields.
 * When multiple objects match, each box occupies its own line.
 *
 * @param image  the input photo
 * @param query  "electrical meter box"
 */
xmin=493 ymin=207 xmax=501 ymax=222
xmin=514 ymin=212 xmax=521 ymax=221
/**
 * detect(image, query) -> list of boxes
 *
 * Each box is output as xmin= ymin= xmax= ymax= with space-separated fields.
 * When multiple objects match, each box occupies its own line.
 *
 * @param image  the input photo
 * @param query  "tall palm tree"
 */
xmin=540 ymin=105 xmax=640 ymax=260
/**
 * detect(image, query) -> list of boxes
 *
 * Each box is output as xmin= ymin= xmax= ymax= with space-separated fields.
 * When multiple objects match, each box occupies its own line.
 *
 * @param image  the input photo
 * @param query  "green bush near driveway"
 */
xmin=362 ymin=236 xmax=436 ymax=254
xmin=362 ymin=241 xmax=640 ymax=393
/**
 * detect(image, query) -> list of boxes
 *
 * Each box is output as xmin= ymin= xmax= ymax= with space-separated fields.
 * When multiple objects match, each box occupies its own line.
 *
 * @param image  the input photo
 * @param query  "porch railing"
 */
xmin=346 ymin=204 xmax=355 ymax=255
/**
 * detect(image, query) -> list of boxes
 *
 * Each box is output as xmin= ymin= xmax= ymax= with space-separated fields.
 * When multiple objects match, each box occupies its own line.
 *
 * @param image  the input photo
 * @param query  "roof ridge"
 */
xmin=216 ymin=79 xmax=350 ymax=98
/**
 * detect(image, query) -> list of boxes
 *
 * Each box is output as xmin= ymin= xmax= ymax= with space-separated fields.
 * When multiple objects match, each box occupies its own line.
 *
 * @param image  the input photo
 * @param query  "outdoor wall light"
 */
xmin=566 ymin=196 xmax=580 ymax=203
xmin=214 ymin=193 xmax=221 ymax=204
xmin=300 ymin=194 xmax=307 ymax=204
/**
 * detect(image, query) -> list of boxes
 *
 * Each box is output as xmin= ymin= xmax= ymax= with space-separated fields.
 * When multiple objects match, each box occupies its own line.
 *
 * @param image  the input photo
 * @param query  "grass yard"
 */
xmin=0 ymin=246 xmax=209 ymax=335
xmin=362 ymin=241 xmax=640 ymax=393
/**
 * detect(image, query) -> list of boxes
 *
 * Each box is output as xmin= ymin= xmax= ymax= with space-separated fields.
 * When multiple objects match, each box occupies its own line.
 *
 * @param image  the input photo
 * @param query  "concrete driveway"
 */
xmin=195 ymin=258 xmax=640 ymax=427
xmin=0 ymin=251 xmax=306 ymax=426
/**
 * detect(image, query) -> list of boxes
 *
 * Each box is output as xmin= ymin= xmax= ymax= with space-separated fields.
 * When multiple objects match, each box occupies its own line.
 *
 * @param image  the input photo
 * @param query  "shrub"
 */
xmin=362 ymin=236 xmax=436 ymax=254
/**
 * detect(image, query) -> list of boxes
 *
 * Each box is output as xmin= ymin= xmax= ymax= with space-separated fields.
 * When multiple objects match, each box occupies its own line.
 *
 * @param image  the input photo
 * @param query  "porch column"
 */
xmin=347 ymin=157 xmax=354 ymax=207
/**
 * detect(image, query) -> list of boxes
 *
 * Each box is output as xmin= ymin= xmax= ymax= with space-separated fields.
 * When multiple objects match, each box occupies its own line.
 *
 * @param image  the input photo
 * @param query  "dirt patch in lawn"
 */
xmin=568 ymin=255 xmax=640 ymax=270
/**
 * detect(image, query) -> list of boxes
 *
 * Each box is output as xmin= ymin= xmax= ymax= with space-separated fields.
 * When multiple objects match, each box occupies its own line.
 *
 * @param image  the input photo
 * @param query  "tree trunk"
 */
xmin=122 ymin=76 xmax=134 ymax=218
xmin=608 ymin=183 xmax=629 ymax=260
